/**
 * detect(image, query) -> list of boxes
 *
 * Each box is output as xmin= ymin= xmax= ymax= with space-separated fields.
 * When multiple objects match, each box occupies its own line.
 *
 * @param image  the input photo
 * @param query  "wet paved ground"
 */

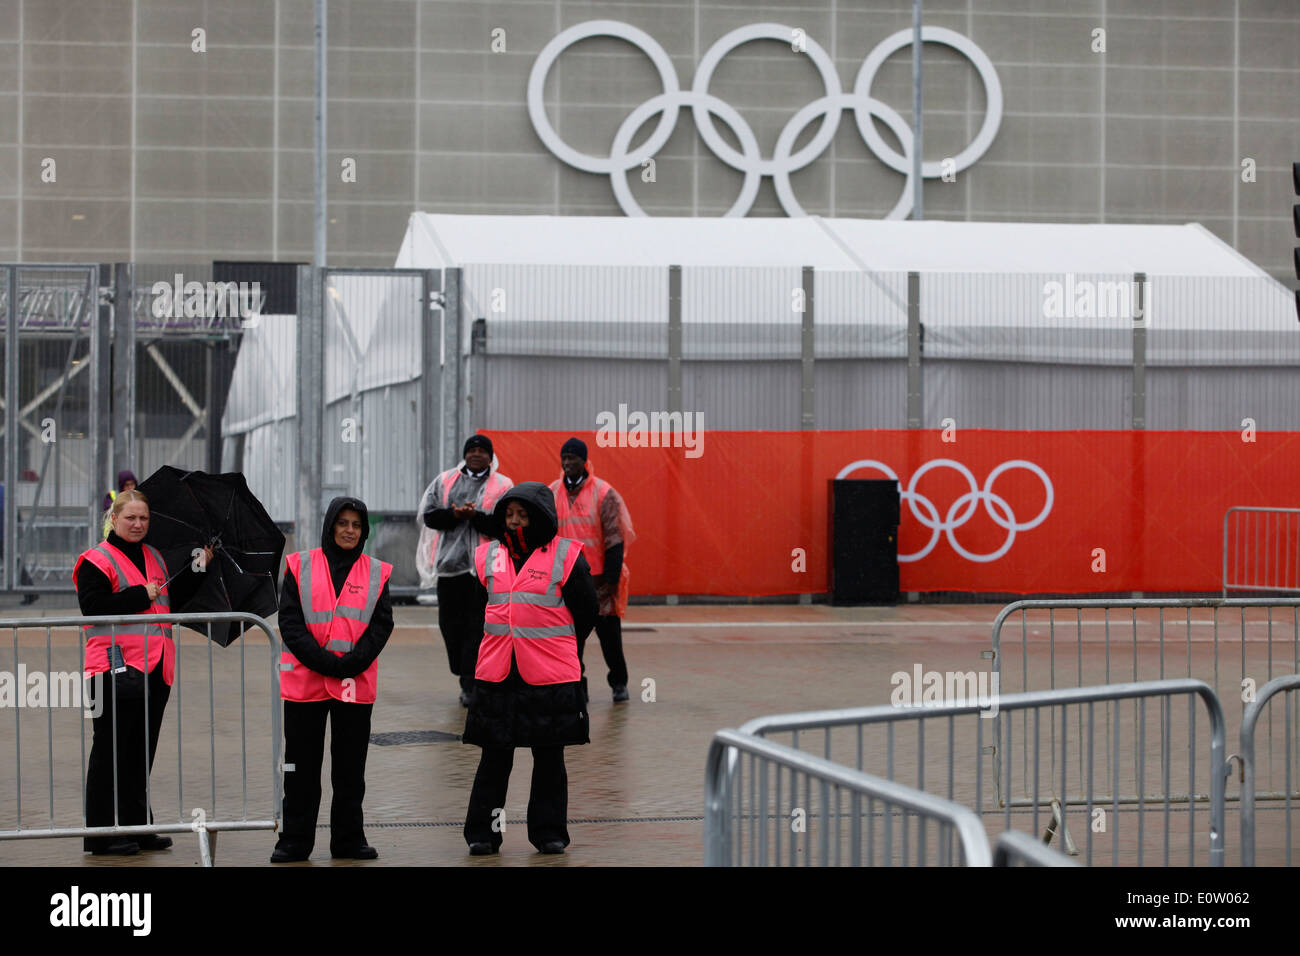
xmin=0 ymin=600 xmax=1295 ymax=866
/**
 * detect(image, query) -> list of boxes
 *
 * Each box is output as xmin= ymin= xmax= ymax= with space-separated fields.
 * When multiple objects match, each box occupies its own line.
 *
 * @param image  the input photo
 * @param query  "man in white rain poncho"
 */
xmin=416 ymin=435 xmax=513 ymax=706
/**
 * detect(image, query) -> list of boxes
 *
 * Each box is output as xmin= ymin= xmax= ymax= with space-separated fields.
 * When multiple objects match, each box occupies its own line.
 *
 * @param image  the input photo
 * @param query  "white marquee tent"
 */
xmin=225 ymin=215 xmax=1299 ymax=524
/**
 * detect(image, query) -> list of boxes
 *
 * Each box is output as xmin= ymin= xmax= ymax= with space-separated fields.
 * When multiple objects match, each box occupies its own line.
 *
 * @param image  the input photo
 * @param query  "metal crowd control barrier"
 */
xmin=993 ymin=829 xmax=1079 ymax=867
xmin=990 ymin=597 xmax=1300 ymax=858
xmin=1223 ymin=507 xmax=1300 ymax=597
xmin=739 ymin=680 xmax=1227 ymax=867
xmin=0 ymin=612 xmax=283 ymax=866
xmin=1239 ymin=674 xmax=1300 ymax=866
xmin=705 ymin=728 xmax=992 ymax=867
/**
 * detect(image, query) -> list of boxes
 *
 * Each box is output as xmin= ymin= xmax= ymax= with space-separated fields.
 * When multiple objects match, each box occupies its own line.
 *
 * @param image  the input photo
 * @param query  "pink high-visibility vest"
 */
xmin=279 ymin=549 xmax=393 ymax=703
xmin=76 ymin=542 xmax=175 ymax=685
xmin=473 ymin=537 xmax=582 ymax=685
xmin=551 ymin=474 xmax=632 ymax=617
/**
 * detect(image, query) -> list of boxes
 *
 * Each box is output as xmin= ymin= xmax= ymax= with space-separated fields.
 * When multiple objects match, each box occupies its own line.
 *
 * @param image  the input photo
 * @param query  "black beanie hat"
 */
xmin=463 ymin=434 xmax=493 ymax=458
xmin=560 ymin=437 xmax=588 ymax=461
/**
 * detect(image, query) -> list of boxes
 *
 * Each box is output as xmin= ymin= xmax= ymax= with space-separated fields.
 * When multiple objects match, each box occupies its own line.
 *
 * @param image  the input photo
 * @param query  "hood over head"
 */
xmin=491 ymin=481 xmax=557 ymax=556
xmin=321 ymin=495 xmax=370 ymax=569
xmin=116 ymin=469 xmax=138 ymax=490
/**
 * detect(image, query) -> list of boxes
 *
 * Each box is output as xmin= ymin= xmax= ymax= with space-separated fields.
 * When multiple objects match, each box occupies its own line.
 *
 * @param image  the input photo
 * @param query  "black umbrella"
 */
xmin=136 ymin=466 xmax=286 ymax=646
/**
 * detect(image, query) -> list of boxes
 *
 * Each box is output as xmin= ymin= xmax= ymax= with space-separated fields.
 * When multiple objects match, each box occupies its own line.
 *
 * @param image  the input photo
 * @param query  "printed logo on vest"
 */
xmin=525 ymin=567 xmax=547 ymax=580
xmin=346 ymin=581 xmax=364 ymax=594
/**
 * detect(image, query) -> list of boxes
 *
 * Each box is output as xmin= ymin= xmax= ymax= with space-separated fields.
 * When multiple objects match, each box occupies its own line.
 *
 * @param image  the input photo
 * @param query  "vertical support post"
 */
xmin=468 ymin=318 xmax=487 ymax=436
xmin=91 ymin=265 xmax=112 ymax=547
xmin=205 ymin=338 xmax=238 ymax=474
xmin=906 ymin=270 xmax=922 ymax=428
xmin=313 ymin=0 xmax=327 ymax=275
xmin=1130 ymin=270 xmax=1147 ymax=600
xmin=112 ymin=263 xmax=135 ymax=475
xmin=420 ymin=269 xmax=441 ymax=478
xmin=667 ymin=265 xmax=682 ymax=414
xmin=1131 ymin=271 xmax=1147 ymax=430
xmin=801 ymin=265 xmax=815 ymax=429
xmin=442 ymin=267 xmax=462 ymax=468
xmin=911 ymin=0 xmax=923 ymax=221
xmin=4 ymin=265 xmax=17 ymax=590
xmin=296 ymin=264 xmax=323 ymax=553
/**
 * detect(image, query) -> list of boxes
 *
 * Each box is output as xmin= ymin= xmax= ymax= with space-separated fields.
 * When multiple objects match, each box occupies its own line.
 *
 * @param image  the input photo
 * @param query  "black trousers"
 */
xmin=464 ymin=746 xmax=569 ymax=850
xmin=276 ymin=698 xmax=374 ymax=854
xmin=83 ymin=662 xmax=170 ymax=851
xmin=577 ymin=615 xmax=629 ymax=688
xmin=437 ymin=573 xmax=488 ymax=692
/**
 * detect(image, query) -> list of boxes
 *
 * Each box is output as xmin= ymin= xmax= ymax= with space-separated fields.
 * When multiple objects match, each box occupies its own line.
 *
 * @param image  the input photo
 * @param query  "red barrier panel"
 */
xmin=480 ymin=429 xmax=1300 ymax=596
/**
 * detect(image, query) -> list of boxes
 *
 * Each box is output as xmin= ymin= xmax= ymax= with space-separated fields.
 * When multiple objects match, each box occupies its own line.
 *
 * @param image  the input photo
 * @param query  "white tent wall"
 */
xmin=221 ymin=215 xmax=1300 ymax=555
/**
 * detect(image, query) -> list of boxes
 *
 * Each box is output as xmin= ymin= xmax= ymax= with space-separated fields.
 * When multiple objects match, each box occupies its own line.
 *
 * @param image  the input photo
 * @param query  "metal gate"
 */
xmin=0 ymin=264 xmax=105 ymax=594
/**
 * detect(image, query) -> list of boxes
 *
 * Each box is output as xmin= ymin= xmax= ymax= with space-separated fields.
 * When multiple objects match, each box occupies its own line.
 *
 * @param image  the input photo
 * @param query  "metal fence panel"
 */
xmin=705 ymin=728 xmax=992 ymax=867
xmin=1239 ymin=673 xmax=1300 ymax=866
xmin=1224 ymin=508 xmax=1300 ymax=596
xmin=0 ymin=612 xmax=282 ymax=867
xmin=990 ymin=597 xmax=1300 ymax=862
xmin=739 ymin=679 xmax=1227 ymax=867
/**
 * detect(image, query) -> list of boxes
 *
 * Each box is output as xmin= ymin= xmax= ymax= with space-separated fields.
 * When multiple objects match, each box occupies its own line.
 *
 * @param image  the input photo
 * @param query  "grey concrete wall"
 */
xmin=0 ymin=0 xmax=1296 ymax=280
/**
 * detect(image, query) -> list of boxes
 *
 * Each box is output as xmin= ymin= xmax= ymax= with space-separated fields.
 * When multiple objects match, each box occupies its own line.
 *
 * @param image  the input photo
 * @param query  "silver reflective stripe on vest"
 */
xmin=325 ymin=638 xmax=353 ymax=651
xmin=483 ymin=541 xmax=500 ymax=596
xmin=143 ymin=545 xmax=172 ymax=607
xmin=548 ymin=538 xmax=573 ymax=596
xmin=94 ymin=545 xmax=132 ymax=592
xmin=334 ymin=557 xmax=382 ymax=623
xmin=483 ymin=621 xmax=511 ymax=636
xmin=513 ymin=625 xmax=575 ymax=639
xmin=507 ymin=590 xmax=564 ymax=608
xmin=296 ymin=551 xmax=333 ymax=624
xmin=85 ymin=623 xmax=171 ymax=641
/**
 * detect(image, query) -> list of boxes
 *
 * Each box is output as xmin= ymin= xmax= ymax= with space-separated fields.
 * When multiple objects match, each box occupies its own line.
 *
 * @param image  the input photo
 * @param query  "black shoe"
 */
xmin=270 ymin=845 xmax=311 ymax=863
xmin=137 ymin=835 xmax=173 ymax=851
xmin=458 ymin=690 xmax=472 ymax=708
xmin=331 ymin=844 xmax=378 ymax=860
xmin=612 ymin=685 xmax=629 ymax=703
xmin=538 ymin=840 xmax=566 ymax=854
xmin=468 ymin=842 xmax=497 ymax=856
xmin=90 ymin=839 xmax=140 ymax=856
xmin=21 ymin=593 xmax=37 ymax=605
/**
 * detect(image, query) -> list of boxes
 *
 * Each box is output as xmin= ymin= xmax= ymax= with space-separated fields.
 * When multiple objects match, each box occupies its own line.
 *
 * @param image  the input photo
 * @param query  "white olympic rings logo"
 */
xmin=834 ymin=459 xmax=1053 ymax=564
xmin=528 ymin=20 xmax=1003 ymax=218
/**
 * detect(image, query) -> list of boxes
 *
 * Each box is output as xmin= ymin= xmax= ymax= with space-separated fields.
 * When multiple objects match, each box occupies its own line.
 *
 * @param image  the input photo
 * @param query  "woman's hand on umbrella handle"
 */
xmin=145 ymin=581 xmax=161 ymax=602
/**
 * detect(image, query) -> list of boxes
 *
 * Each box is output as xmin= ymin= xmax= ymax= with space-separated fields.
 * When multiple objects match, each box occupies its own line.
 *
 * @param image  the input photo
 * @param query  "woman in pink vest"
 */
xmin=74 ymin=489 xmax=211 ymax=856
xmin=271 ymin=496 xmax=393 ymax=863
xmin=463 ymin=482 xmax=598 ymax=855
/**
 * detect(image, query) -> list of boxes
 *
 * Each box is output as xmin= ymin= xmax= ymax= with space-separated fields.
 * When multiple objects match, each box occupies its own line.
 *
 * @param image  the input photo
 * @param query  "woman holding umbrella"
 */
xmin=271 ymin=496 xmax=393 ymax=863
xmin=463 ymin=482 xmax=598 ymax=855
xmin=74 ymin=489 xmax=212 ymax=855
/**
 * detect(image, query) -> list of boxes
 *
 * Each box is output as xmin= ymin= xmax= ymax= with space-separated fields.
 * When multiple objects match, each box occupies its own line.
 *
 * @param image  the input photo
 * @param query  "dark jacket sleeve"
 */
xmin=277 ymin=567 xmax=346 ymax=678
xmin=422 ymin=506 xmax=458 ymax=530
xmin=333 ymin=583 xmax=394 ymax=678
xmin=601 ymin=543 xmax=624 ymax=588
xmin=469 ymin=510 xmax=501 ymax=539
xmin=75 ymin=560 xmax=152 ymax=616
xmin=562 ymin=554 xmax=599 ymax=642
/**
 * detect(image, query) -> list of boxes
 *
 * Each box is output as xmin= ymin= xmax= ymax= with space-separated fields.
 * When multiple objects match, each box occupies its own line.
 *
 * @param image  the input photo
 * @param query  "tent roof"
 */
xmin=397 ymin=214 xmax=1269 ymax=277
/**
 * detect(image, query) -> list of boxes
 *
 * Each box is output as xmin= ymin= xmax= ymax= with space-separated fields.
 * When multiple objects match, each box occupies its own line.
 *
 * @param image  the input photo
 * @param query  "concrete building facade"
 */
xmin=1 ymin=0 xmax=1297 ymax=279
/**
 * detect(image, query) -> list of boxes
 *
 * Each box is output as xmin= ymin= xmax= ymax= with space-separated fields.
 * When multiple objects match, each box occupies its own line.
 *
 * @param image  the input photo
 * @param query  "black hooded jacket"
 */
xmin=462 ymin=482 xmax=598 ymax=750
xmin=277 ymin=496 xmax=394 ymax=681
